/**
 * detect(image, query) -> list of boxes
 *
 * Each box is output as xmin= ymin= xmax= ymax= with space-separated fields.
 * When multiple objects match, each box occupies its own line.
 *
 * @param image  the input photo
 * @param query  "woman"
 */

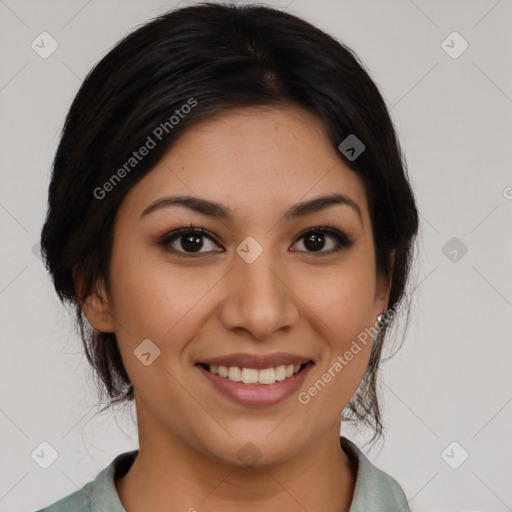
xmin=37 ymin=2 xmax=418 ymax=511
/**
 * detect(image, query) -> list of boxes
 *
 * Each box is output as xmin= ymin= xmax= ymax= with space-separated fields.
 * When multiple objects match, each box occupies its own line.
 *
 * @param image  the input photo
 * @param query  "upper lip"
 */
xmin=196 ymin=352 xmax=313 ymax=370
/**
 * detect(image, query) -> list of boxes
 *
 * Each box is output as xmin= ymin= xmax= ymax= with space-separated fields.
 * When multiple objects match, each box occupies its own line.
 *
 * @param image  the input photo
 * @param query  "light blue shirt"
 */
xmin=36 ymin=437 xmax=410 ymax=511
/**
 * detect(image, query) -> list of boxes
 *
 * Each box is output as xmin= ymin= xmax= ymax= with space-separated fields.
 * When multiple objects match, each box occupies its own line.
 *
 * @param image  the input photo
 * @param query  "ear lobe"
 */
xmin=73 ymin=269 xmax=115 ymax=333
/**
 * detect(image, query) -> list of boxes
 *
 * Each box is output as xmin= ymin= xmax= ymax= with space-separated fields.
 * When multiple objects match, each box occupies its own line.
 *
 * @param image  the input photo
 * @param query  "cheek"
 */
xmin=294 ymin=255 xmax=377 ymax=394
xmin=106 ymin=245 xmax=217 ymax=402
xmin=299 ymin=253 xmax=378 ymax=333
xmin=108 ymin=248 xmax=211 ymax=339
xmin=296 ymin=271 xmax=375 ymax=418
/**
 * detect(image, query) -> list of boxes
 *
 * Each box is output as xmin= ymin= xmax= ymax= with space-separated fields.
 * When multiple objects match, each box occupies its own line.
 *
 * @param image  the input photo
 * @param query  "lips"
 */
xmin=196 ymin=361 xmax=314 ymax=406
xmin=194 ymin=352 xmax=314 ymax=405
xmin=195 ymin=352 xmax=313 ymax=370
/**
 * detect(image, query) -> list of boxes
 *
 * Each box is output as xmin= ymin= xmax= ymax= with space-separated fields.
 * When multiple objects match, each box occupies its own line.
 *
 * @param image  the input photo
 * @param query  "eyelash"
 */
xmin=158 ymin=223 xmax=354 ymax=257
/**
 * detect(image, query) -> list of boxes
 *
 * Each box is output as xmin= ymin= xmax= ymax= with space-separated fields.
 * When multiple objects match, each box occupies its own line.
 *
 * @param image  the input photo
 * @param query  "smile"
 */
xmin=199 ymin=363 xmax=305 ymax=385
xmin=195 ymin=360 xmax=314 ymax=406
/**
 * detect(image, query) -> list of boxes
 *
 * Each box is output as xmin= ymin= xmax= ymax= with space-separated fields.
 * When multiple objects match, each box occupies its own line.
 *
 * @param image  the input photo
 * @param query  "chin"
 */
xmin=202 ymin=432 xmax=301 ymax=469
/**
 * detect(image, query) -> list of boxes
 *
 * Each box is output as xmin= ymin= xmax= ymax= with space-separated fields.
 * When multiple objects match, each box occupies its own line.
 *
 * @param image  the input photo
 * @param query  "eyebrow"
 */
xmin=140 ymin=192 xmax=363 ymax=225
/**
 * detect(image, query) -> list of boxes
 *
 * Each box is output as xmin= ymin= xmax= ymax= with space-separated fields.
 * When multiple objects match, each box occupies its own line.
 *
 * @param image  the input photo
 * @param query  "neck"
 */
xmin=116 ymin=405 xmax=356 ymax=512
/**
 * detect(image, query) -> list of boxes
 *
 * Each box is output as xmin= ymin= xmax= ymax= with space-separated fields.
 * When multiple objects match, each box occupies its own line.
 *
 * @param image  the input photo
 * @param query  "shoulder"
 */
xmin=35 ymin=450 xmax=138 ymax=512
xmin=35 ymin=477 xmax=95 ymax=512
xmin=340 ymin=437 xmax=410 ymax=512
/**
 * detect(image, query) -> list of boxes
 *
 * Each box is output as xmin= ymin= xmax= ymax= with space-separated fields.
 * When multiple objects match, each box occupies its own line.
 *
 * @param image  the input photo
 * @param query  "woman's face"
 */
xmin=85 ymin=105 xmax=390 ymax=466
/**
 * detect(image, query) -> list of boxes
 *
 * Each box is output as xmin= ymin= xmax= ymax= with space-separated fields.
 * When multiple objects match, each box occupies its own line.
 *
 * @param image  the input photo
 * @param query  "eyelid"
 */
xmin=157 ymin=224 xmax=354 ymax=255
xmin=291 ymin=226 xmax=355 ymax=253
xmin=157 ymin=226 xmax=222 ymax=254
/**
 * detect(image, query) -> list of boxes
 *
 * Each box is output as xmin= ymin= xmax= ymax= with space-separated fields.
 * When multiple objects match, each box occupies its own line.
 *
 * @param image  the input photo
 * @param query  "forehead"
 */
xmin=120 ymin=105 xmax=369 ymax=224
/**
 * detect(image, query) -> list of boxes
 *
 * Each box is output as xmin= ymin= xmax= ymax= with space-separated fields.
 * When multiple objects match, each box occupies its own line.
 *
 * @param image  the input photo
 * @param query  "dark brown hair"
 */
xmin=41 ymin=2 xmax=419 ymax=440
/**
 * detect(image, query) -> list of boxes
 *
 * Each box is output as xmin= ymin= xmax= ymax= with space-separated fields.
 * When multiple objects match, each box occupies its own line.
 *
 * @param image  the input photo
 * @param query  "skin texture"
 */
xmin=77 ymin=105 xmax=392 ymax=512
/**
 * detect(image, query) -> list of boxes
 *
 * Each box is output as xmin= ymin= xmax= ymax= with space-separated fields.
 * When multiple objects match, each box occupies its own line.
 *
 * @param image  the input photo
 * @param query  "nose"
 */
xmin=218 ymin=246 xmax=300 ymax=341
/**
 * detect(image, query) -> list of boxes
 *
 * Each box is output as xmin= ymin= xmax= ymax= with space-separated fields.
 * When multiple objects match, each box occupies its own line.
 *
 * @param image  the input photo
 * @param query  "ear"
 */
xmin=73 ymin=269 xmax=115 ymax=333
xmin=374 ymin=249 xmax=395 ymax=315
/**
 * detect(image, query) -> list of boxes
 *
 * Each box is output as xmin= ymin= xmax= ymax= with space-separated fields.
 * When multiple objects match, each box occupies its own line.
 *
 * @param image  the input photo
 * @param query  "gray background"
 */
xmin=1 ymin=0 xmax=511 ymax=511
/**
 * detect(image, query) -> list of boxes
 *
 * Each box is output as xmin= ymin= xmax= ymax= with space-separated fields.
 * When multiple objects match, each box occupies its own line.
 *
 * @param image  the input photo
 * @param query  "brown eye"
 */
xmin=158 ymin=225 xmax=353 ymax=257
xmin=291 ymin=227 xmax=354 ymax=254
xmin=159 ymin=228 xmax=223 ymax=255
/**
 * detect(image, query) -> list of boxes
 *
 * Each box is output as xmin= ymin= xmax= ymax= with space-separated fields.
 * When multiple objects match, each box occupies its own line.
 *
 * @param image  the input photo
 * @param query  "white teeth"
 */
xmin=241 ymin=368 xmax=259 ymax=384
xmin=207 ymin=363 xmax=304 ymax=385
xmin=228 ymin=366 xmax=242 ymax=382
xmin=275 ymin=365 xmax=286 ymax=381
xmin=258 ymin=367 xmax=276 ymax=384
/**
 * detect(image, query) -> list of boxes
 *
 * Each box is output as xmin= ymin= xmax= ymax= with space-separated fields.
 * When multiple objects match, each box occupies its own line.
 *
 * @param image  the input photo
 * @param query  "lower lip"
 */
xmin=196 ymin=363 xmax=313 ymax=406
